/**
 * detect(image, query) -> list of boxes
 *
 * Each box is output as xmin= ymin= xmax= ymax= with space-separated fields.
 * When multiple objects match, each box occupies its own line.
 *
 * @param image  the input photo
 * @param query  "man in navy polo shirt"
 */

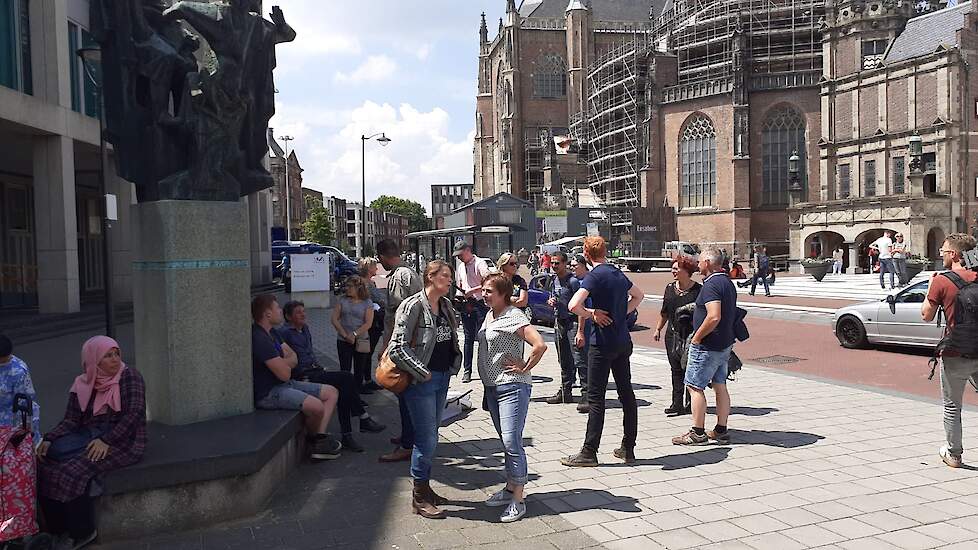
xmin=561 ymin=237 xmax=645 ymax=466
xmin=673 ymin=248 xmax=737 ymax=446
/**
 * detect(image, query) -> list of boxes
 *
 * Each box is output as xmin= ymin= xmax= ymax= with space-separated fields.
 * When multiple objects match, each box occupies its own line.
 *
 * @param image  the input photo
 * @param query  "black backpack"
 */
xmin=929 ymin=271 xmax=978 ymax=378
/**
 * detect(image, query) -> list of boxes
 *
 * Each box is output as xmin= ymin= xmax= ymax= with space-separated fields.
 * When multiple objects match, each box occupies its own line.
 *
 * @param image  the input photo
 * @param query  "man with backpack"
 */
xmin=921 ymin=233 xmax=978 ymax=468
xmin=749 ymin=245 xmax=771 ymax=297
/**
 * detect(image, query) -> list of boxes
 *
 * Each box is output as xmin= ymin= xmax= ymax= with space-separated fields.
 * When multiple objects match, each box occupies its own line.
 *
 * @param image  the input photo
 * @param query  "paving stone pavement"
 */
xmin=95 ymin=302 xmax=978 ymax=549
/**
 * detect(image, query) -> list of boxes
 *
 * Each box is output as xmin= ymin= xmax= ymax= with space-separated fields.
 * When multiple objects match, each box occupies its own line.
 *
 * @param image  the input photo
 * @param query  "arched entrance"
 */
xmin=927 ymin=227 xmax=946 ymax=263
xmin=804 ymin=231 xmax=845 ymax=260
xmin=855 ymin=228 xmax=900 ymax=273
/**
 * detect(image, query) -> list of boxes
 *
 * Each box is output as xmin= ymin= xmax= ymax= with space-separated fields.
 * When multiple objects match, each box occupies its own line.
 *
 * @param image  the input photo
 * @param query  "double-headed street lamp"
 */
xmin=360 ymin=132 xmax=391 ymax=258
xmin=77 ymin=46 xmax=115 ymax=338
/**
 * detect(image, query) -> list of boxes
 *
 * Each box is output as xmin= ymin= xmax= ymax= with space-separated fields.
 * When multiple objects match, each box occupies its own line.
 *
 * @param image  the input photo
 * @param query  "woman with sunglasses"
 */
xmin=496 ymin=252 xmax=529 ymax=308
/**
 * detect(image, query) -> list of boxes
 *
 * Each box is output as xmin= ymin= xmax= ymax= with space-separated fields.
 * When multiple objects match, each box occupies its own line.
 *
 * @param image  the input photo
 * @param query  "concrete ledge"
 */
xmin=97 ymin=411 xmax=303 ymax=540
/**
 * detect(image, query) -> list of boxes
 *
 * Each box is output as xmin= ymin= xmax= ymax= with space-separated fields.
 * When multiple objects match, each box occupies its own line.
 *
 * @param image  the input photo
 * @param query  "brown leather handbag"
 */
xmin=375 ymin=350 xmax=411 ymax=394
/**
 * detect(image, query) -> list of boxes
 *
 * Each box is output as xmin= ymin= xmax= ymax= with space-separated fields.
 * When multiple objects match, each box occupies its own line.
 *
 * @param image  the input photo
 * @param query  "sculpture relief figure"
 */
xmin=91 ymin=0 xmax=294 ymax=202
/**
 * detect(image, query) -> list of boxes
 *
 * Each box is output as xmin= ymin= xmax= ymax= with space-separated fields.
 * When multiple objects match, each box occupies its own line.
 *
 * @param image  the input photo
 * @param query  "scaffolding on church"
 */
xmin=652 ymin=0 xmax=824 ymax=85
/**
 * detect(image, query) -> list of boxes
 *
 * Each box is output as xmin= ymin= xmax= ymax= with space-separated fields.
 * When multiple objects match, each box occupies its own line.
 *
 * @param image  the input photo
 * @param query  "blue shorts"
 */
xmin=256 ymin=380 xmax=324 ymax=410
xmin=684 ymin=343 xmax=733 ymax=390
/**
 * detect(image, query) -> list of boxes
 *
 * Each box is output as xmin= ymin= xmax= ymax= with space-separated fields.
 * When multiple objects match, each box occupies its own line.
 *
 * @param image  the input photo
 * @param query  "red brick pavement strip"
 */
xmin=633 ymin=304 xmax=978 ymax=407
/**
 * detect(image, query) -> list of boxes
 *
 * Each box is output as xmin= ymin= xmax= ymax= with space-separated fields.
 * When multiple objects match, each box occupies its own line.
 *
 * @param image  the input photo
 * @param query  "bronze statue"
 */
xmin=91 ymin=0 xmax=295 ymax=202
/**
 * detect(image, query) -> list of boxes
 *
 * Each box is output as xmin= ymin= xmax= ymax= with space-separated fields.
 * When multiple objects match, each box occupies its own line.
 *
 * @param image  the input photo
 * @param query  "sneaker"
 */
xmin=560 ymin=448 xmax=598 ymax=467
xmin=663 ymin=406 xmax=683 ymax=416
xmin=341 ymin=434 xmax=364 ymax=453
xmin=359 ymin=417 xmax=387 ymax=433
xmin=311 ymin=434 xmax=342 ymax=460
xmin=378 ymin=446 xmax=412 ymax=463
xmin=462 ymin=372 xmax=472 ymax=383
xmin=940 ymin=445 xmax=962 ymax=468
xmin=500 ymin=500 xmax=526 ymax=523
xmin=707 ymin=429 xmax=731 ymax=445
xmin=485 ymin=487 xmax=514 ymax=507
xmin=672 ymin=429 xmax=710 ymax=446
xmin=576 ymin=397 xmax=589 ymax=414
xmin=613 ymin=446 xmax=636 ymax=464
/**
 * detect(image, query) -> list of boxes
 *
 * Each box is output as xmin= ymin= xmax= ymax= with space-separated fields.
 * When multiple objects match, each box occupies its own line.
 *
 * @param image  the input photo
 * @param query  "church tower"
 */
xmin=565 ymin=0 xmax=593 ymax=118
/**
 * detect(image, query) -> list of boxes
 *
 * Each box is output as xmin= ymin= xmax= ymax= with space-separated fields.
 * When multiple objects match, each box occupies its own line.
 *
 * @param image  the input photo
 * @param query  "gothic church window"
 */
xmin=761 ymin=106 xmax=807 ymax=206
xmin=680 ymin=114 xmax=717 ymax=208
xmin=533 ymin=54 xmax=567 ymax=99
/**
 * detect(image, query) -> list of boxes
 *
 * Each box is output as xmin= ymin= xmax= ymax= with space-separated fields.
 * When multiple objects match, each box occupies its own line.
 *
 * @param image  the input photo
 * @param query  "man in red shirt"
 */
xmin=922 ymin=233 xmax=978 ymax=468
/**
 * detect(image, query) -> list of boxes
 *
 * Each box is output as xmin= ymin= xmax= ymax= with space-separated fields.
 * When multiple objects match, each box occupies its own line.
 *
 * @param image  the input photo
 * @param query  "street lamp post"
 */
xmin=908 ymin=132 xmax=924 ymax=196
xmin=360 ymin=132 xmax=391 ymax=258
xmin=280 ymin=135 xmax=295 ymax=240
xmin=77 ymin=46 xmax=115 ymax=338
xmin=787 ymin=150 xmax=803 ymax=207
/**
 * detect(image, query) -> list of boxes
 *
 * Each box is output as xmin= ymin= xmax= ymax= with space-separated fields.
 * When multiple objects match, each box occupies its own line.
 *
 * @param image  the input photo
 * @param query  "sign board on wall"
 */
xmin=290 ymin=254 xmax=331 ymax=292
xmin=586 ymin=223 xmax=599 ymax=237
xmin=543 ymin=215 xmax=568 ymax=234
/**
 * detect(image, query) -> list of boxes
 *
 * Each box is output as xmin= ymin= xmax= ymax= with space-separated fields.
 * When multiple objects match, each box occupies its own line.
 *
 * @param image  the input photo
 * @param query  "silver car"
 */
xmin=833 ymin=279 xmax=944 ymax=349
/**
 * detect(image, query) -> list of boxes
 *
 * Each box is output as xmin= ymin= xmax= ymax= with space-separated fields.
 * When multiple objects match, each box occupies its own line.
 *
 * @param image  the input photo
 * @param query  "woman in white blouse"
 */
xmin=478 ymin=273 xmax=547 ymax=523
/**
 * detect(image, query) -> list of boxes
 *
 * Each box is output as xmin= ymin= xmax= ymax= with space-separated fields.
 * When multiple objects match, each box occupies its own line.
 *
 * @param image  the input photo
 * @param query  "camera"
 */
xmin=963 ymin=248 xmax=978 ymax=271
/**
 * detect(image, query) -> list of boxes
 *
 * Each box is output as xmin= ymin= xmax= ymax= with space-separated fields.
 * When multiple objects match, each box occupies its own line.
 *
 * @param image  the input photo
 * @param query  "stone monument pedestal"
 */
xmin=133 ymin=200 xmax=253 ymax=425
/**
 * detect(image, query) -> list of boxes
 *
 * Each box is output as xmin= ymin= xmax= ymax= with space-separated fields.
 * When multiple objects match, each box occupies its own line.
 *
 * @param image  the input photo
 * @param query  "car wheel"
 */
xmin=837 ymin=316 xmax=867 ymax=349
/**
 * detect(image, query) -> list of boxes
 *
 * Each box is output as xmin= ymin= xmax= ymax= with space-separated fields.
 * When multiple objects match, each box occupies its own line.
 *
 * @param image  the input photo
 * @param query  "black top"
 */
xmin=252 ymin=324 xmax=285 ymax=402
xmin=512 ymin=274 xmax=527 ymax=299
xmin=661 ymin=281 xmax=702 ymax=332
xmin=693 ymin=273 xmax=738 ymax=351
xmin=428 ymin=308 xmax=456 ymax=372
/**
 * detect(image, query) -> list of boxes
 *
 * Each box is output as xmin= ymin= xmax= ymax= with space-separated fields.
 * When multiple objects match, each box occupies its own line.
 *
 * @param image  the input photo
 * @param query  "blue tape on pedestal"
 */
xmin=133 ymin=260 xmax=249 ymax=271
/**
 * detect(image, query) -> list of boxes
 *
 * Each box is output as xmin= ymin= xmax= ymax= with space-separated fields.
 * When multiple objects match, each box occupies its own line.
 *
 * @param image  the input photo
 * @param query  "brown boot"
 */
xmin=422 ymin=481 xmax=448 ymax=505
xmin=412 ymin=481 xmax=445 ymax=519
xmin=379 ymin=446 xmax=412 ymax=463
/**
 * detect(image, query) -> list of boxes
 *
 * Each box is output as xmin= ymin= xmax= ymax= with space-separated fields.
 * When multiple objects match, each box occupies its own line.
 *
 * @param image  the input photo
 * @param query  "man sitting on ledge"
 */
xmin=277 ymin=300 xmax=386 ymax=453
xmin=251 ymin=294 xmax=342 ymax=460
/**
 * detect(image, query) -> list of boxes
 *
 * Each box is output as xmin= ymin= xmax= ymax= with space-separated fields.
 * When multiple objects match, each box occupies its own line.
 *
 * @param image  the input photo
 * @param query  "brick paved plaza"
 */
xmin=88 ymin=304 xmax=978 ymax=550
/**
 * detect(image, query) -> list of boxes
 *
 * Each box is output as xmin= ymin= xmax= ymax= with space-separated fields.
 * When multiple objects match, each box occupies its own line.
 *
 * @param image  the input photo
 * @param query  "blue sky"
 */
xmin=270 ymin=1 xmax=509 ymax=213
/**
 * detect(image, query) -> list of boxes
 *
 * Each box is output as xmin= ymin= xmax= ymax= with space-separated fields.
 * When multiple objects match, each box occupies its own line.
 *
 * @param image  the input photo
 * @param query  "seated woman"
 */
xmin=37 ymin=336 xmax=147 ymax=549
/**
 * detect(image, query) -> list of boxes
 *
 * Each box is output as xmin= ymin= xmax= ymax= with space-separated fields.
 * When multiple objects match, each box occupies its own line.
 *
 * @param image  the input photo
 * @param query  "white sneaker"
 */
xmin=485 ymin=487 xmax=514 ymax=507
xmin=500 ymin=500 xmax=526 ymax=523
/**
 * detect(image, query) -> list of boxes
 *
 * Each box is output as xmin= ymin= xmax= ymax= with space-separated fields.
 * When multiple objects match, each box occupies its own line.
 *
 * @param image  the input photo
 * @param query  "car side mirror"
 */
xmin=886 ymin=295 xmax=896 ymax=304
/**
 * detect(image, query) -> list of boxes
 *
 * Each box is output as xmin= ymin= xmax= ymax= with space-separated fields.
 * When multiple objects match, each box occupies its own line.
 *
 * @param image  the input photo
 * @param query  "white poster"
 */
xmin=586 ymin=223 xmax=599 ymax=237
xmin=290 ymin=253 xmax=331 ymax=292
xmin=543 ymin=215 xmax=568 ymax=234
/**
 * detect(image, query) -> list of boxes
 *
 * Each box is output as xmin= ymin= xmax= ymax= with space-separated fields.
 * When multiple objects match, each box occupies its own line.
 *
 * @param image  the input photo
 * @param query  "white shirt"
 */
xmin=871 ymin=236 xmax=893 ymax=259
xmin=456 ymin=256 xmax=490 ymax=299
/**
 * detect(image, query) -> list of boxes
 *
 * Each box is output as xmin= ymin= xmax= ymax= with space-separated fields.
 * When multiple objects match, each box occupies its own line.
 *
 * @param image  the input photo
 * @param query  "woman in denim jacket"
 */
xmin=388 ymin=260 xmax=462 ymax=518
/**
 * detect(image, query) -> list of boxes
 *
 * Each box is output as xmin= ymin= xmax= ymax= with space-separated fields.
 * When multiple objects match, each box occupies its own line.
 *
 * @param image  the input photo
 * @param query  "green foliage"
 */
xmin=370 ymin=195 xmax=430 ymax=233
xmin=302 ymin=205 xmax=334 ymax=246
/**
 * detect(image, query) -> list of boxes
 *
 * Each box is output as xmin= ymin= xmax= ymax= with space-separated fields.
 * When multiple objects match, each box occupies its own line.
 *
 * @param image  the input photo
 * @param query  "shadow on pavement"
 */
xmin=727 ymin=429 xmax=825 ymax=448
xmin=625 ymin=448 xmax=732 ymax=469
xmin=707 ymin=406 xmax=779 ymax=416
xmin=444 ymin=488 xmax=641 ymax=523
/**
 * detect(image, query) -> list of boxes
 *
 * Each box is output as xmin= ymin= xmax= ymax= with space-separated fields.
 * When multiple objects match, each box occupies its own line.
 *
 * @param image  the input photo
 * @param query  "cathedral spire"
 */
xmin=566 ymin=0 xmax=588 ymax=12
xmin=480 ymin=12 xmax=488 ymax=44
xmin=506 ymin=0 xmax=517 ymax=14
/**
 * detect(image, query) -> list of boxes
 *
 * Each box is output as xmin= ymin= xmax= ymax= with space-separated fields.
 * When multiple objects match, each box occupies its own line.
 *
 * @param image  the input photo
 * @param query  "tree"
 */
xmin=302 ymin=205 xmax=334 ymax=246
xmin=370 ymin=195 xmax=430 ymax=233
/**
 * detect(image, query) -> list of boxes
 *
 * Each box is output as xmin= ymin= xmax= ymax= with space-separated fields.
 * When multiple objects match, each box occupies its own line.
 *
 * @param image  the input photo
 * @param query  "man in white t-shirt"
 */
xmin=454 ymin=241 xmax=490 ymax=383
xmin=870 ymin=230 xmax=895 ymax=289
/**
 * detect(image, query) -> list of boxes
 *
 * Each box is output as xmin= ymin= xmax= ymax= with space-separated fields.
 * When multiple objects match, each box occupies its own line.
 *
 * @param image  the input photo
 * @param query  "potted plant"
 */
xmin=904 ymin=255 xmax=929 ymax=282
xmin=801 ymin=257 xmax=833 ymax=282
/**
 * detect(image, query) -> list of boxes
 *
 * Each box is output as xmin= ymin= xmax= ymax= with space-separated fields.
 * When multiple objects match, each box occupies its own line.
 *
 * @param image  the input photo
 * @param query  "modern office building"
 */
xmin=346 ymin=202 xmax=377 ymax=257
xmin=431 ymin=183 xmax=474 ymax=229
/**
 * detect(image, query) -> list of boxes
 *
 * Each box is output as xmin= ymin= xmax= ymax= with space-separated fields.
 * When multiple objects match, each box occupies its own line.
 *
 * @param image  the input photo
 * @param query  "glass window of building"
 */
xmin=498 ymin=209 xmax=521 ymax=224
xmin=0 ymin=0 xmax=30 ymax=93
xmin=532 ymin=54 xmax=566 ymax=99
xmin=838 ymin=164 xmax=851 ymax=198
xmin=864 ymin=160 xmax=876 ymax=197
xmin=761 ymin=107 xmax=807 ymax=206
xmin=680 ymin=114 xmax=717 ymax=208
xmin=892 ymin=156 xmax=905 ymax=194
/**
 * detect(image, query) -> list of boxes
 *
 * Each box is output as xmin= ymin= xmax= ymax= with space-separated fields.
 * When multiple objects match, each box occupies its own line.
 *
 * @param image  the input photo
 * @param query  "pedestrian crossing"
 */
xmin=733 ymin=271 xmax=935 ymax=302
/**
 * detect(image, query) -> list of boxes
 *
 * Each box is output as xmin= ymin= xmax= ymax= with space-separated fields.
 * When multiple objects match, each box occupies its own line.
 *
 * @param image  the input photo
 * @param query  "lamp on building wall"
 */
xmin=360 ymin=132 xmax=391 ymax=258
xmin=77 ymin=46 xmax=115 ymax=338
xmin=908 ymin=132 xmax=923 ymax=174
xmin=788 ymin=150 xmax=803 ymax=206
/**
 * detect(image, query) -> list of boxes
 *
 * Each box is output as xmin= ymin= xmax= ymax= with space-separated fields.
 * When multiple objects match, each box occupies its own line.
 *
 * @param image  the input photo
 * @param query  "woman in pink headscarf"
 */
xmin=36 ymin=336 xmax=146 ymax=549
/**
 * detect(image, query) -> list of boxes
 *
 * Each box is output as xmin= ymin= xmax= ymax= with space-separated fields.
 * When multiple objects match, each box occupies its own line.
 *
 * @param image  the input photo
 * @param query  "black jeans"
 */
xmin=460 ymin=302 xmax=489 ymax=375
xmin=664 ymin=331 xmax=691 ymax=411
xmin=337 ymin=339 xmax=371 ymax=388
xmin=298 ymin=367 xmax=363 ymax=434
xmin=397 ymin=393 xmax=415 ymax=450
xmin=750 ymin=269 xmax=770 ymax=295
xmin=584 ymin=342 xmax=638 ymax=452
xmin=555 ymin=319 xmax=586 ymax=393
xmin=41 ymin=495 xmax=94 ymax=540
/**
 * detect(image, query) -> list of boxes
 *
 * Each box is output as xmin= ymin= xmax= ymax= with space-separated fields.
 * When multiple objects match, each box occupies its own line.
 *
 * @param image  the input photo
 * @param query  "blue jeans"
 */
xmin=685 ymin=343 xmax=733 ymax=390
xmin=879 ymin=258 xmax=895 ymax=288
xmin=47 ymin=424 xmax=109 ymax=462
xmin=461 ymin=302 xmax=489 ymax=375
xmin=750 ymin=269 xmax=770 ymax=295
xmin=397 ymin=393 xmax=415 ymax=450
xmin=485 ymin=383 xmax=531 ymax=485
xmin=402 ymin=370 xmax=451 ymax=481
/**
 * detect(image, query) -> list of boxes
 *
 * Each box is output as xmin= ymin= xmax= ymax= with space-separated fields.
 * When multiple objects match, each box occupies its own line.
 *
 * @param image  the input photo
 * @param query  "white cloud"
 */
xmin=334 ymin=55 xmax=397 ymax=84
xmin=415 ymin=43 xmax=433 ymax=61
xmin=289 ymin=34 xmax=362 ymax=56
xmin=271 ymin=101 xmax=472 ymax=213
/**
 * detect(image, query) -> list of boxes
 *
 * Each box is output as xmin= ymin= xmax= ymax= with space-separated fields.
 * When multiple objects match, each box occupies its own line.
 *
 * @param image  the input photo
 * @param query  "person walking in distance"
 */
xmin=749 ymin=245 xmax=771 ymax=297
xmin=478 ymin=274 xmax=547 ymax=523
xmin=561 ymin=237 xmax=645 ymax=466
xmin=654 ymin=256 xmax=701 ymax=417
xmin=921 ymin=233 xmax=978 ymax=468
xmin=541 ymin=251 xmax=552 ymax=275
xmin=891 ymin=233 xmax=908 ymax=286
xmin=569 ymin=255 xmax=592 ymax=414
xmin=454 ymin=242 xmax=490 ymax=383
xmin=673 ymin=248 xmax=737 ymax=446
xmin=871 ymin=230 xmax=896 ymax=289
xmin=546 ymin=252 xmax=581 ymax=406
xmin=376 ymin=239 xmax=423 ymax=464
xmin=832 ymin=247 xmax=844 ymax=275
